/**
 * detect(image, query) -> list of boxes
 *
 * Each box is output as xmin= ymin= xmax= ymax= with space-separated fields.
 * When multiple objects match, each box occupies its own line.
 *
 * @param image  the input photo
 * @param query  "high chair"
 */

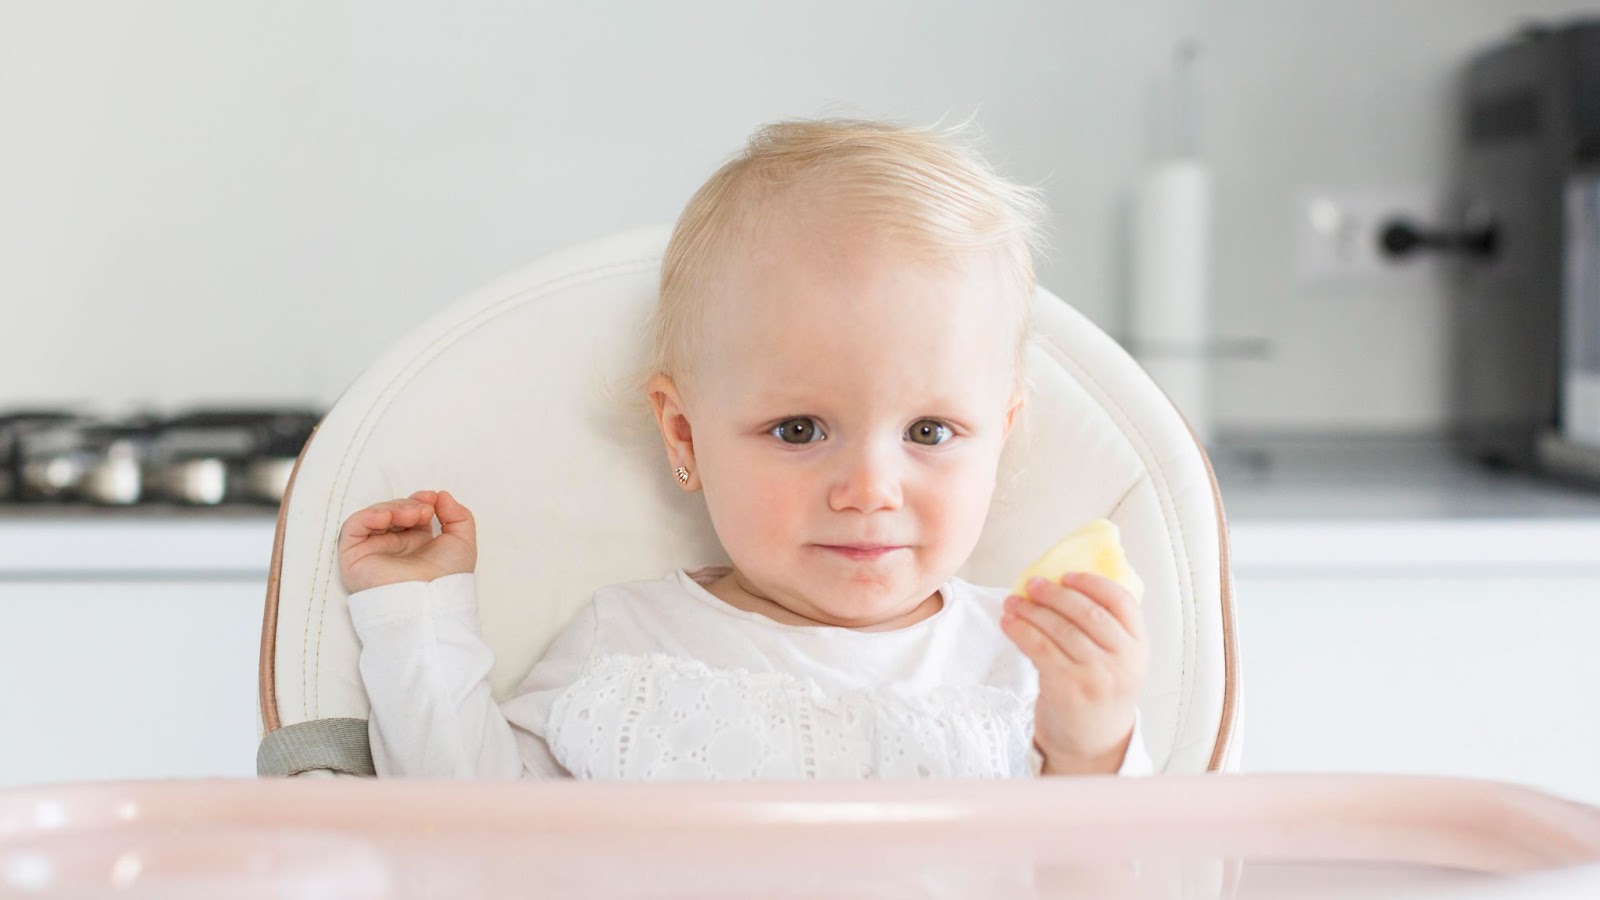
xmin=256 ymin=225 xmax=1240 ymax=778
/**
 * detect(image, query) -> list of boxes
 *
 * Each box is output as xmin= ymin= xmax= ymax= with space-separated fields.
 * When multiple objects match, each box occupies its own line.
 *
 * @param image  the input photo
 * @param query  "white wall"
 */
xmin=0 ymin=0 xmax=1189 ymax=411
xmin=1204 ymin=0 xmax=1600 ymax=432
xmin=3 ymin=0 xmax=1599 ymax=432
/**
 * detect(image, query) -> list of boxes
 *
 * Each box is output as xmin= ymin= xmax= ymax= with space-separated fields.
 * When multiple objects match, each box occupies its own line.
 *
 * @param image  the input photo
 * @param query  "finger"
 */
xmin=1001 ymin=605 xmax=1076 ymax=672
xmin=1007 ymin=592 xmax=1103 ymax=665
xmin=1021 ymin=577 xmax=1130 ymax=654
xmin=340 ymin=507 xmax=397 ymax=549
xmin=1055 ymin=571 xmax=1143 ymax=638
xmin=367 ymin=502 xmax=434 ymax=533
xmin=349 ymin=501 xmax=433 ymax=537
xmin=344 ymin=529 xmax=431 ymax=560
xmin=434 ymin=491 xmax=476 ymax=542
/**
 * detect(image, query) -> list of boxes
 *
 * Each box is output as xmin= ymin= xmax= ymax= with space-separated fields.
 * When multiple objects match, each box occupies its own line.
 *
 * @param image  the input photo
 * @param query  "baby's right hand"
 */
xmin=337 ymin=490 xmax=477 ymax=594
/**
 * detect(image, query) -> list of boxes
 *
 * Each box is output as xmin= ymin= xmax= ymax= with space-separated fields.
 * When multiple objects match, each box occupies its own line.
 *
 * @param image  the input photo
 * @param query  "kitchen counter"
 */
xmin=1209 ymin=434 xmax=1600 ymax=572
xmin=1210 ymin=434 xmax=1600 ymax=519
xmin=1 ymin=436 xmax=1597 ymax=578
xmin=0 ymin=509 xmax=277 ymax=578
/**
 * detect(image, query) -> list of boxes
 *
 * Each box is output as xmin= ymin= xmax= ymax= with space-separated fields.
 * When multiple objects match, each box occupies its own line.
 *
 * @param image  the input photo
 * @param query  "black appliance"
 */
xmin=1450 ymin=19 xmax=1600 ymax=485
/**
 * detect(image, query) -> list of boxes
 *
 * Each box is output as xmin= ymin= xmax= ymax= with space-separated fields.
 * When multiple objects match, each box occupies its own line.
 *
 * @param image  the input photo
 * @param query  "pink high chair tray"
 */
xmin=2 ymin=774 xmax=1598 ymax=899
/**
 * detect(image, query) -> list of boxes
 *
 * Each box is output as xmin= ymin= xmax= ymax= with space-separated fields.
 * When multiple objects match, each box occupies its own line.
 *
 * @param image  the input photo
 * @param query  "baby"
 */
xmin=339 ymin=118 xmax=1152 ymax=780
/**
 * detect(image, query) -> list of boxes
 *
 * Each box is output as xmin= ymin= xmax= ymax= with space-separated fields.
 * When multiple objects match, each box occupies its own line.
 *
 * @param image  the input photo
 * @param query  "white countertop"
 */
xmin=0 ymin=511 xmax=278 ymax=578
xmin=1 ymin=437 xmax=1597 ymax=578
xmin=1207 ymin=435 xmax=1600 ymax=573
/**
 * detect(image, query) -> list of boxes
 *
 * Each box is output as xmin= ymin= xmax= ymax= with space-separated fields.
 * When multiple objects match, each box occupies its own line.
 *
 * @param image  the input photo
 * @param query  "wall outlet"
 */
xmin=1296 ymin=187 xmax=1438 ymax=283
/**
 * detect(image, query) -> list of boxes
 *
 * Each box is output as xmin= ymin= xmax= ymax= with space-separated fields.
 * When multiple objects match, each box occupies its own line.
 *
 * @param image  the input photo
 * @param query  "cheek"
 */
xmin=919 ymin=475 xmax=988 ymax=527
xmin=701 ymin=441 xmax=811 ymax=548
xmin=915 ymin=446 xmax=1003 ymax=543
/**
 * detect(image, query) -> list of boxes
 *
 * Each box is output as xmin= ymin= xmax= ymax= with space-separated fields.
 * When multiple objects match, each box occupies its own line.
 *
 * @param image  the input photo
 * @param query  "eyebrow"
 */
xmin=740 ymin=388 xmax=821 ymax=409
xmin=736 ymin=389 xmax=984 ymax=418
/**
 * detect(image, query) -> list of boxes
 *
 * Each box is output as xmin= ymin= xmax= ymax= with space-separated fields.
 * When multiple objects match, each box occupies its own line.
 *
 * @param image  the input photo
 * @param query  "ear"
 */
xmin=1002 ymin=390 xmax=1025 ymax=442
xmin=645 ymin=373 xmax=700 ymax=491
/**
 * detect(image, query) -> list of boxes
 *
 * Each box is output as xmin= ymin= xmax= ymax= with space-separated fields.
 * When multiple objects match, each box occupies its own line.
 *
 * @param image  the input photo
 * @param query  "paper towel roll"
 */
xmin=1129 ymin=159 xmax=1213 ymax=444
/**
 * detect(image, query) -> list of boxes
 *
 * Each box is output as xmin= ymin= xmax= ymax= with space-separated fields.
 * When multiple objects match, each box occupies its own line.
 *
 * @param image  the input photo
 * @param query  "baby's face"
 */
xmin=679 ymin=216 xmax=1022 ymax=627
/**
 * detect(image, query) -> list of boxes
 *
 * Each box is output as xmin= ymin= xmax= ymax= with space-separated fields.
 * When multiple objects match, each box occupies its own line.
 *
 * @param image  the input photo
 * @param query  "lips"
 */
xmin=815 ymin=543 xmax=906 ymax=560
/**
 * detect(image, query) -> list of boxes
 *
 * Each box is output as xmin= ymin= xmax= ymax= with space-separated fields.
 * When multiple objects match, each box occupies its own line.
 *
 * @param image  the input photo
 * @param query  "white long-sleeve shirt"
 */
xmin=348 ymin=565 xmax=1153 ymax=780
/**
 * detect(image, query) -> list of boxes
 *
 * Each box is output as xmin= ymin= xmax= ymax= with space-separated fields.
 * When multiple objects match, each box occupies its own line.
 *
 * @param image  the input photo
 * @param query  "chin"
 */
xmin=811 ymin=577 xmax=922 ymax=623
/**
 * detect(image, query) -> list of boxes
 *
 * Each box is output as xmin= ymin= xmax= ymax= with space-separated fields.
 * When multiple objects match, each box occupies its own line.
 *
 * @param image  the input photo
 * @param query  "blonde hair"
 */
xmin=646 ymin=117 xmax=1050 ymax=385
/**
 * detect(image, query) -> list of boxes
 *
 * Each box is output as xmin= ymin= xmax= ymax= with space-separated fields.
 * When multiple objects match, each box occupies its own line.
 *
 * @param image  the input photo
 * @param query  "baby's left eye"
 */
xmin=906 ymin=419 xmax=952 ymax=446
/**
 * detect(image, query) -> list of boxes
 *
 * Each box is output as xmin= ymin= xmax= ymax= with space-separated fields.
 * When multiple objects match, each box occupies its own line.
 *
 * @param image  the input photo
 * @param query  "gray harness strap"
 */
xmin=257 ymin=717 xmax=376 ymax=777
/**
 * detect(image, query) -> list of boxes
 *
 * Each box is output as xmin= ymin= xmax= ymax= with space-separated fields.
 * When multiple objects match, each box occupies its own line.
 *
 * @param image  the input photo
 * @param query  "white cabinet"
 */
xmin=2 ymin=504 xmax=1598 ymax=800
xmin=0 ymin=579 xmax=265 ymax=786
xmin=1234 ymin=572 xmax=1600 ymax=804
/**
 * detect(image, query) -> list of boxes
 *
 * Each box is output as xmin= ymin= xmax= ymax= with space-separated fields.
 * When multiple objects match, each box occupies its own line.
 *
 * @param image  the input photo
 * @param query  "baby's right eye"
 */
xmin=771 ymin=417 xmax=825 ymax=444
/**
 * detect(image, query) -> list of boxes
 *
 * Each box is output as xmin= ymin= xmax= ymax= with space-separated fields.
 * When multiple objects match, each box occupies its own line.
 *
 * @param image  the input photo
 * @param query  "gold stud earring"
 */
xmin=674 ymin=466 xmax=690 ymax=485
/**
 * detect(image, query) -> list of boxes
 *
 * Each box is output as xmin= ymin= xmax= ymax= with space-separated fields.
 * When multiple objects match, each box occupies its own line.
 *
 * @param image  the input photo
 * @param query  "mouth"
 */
xmin=814 ymin=544 xmax=908 ymax=561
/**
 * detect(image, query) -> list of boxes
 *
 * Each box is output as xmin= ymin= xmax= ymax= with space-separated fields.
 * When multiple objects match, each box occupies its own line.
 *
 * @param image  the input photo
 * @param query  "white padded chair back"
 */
xmin=258 ymin=226 xmax=1239 ymax=775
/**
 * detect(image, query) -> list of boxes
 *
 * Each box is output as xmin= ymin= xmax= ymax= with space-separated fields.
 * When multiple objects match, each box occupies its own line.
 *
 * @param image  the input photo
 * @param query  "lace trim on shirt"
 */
xmin=544 ymin=652 xmax=1035 ymax=781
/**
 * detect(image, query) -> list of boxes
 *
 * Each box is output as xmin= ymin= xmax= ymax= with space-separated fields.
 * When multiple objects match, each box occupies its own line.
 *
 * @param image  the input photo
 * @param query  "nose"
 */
xmin=827 ymin=439 xmax=904 ymax=513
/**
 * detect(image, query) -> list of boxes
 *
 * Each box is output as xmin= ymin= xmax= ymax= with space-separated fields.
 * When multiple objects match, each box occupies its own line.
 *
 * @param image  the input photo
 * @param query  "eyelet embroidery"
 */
xmin=545 ymin=652 xmax=1035 ymax=780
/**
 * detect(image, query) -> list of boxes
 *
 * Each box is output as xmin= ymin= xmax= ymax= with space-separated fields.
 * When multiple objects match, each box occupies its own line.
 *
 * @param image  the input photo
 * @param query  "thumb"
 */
xmin=435 ymin=490 xmax=477 ymax=543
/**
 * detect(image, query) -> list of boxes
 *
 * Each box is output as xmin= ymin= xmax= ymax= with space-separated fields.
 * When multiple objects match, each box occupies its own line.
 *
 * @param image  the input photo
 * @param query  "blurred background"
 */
xmin=1 ymin=1 xmax=1598 ymax=804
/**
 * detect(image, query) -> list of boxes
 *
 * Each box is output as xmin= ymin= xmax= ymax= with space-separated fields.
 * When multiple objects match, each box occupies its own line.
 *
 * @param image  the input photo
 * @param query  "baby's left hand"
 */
xmin=1001 ymin=571 xmax=1149 ymax=775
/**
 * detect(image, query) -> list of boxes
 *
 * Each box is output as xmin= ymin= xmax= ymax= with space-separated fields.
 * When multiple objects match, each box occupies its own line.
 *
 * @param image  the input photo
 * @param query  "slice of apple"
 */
xmin=1011 ymin=518 xmax=1144 ymax=603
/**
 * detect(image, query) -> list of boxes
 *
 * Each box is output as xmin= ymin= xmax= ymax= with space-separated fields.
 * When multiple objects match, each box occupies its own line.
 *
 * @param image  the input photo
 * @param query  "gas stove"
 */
xmin=0 ymin=407 xmax=322 ymax=509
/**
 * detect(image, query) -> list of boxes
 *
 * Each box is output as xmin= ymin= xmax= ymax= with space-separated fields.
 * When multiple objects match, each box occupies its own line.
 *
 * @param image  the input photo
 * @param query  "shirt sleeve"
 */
xmin=1028 ymin=711 xmax=1155 ymax=777
xmin=347 ymin=573 xmax=596 ymax=780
